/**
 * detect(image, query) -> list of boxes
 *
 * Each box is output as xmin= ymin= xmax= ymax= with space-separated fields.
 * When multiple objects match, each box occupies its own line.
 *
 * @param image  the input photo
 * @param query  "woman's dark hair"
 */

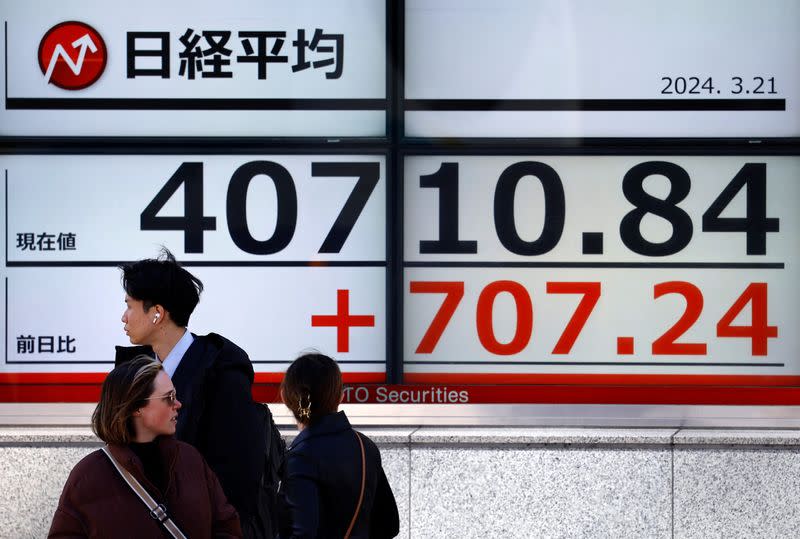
xmin=119 ymin=247 xmax=203 ymax=327
xmin=281 ymin=353 xmax=343 ymax=425
xmin=91 ymin=355 xmax=162 ymax=445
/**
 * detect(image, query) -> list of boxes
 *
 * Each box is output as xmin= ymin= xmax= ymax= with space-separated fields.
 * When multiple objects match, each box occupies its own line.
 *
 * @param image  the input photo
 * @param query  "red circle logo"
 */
xmin=38 ymin=21 xmax=107 ymax=90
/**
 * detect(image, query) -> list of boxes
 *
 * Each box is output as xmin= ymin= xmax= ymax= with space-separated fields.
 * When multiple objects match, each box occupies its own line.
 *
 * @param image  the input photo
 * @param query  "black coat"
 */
xmin=116 ymin=333 xmax=265 ymax=528
xmin=278 ymin=411 xmax=399 ymax=539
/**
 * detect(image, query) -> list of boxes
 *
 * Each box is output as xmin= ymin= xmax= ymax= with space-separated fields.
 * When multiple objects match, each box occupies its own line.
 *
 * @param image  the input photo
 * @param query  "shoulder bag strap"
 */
xmin=344 ymin=431 xmax=366 ymax=539
xmin=101 ymin=446 xmax=188 ymax=539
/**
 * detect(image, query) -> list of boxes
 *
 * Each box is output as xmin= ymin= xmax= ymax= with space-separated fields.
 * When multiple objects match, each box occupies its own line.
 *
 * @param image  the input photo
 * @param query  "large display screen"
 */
xmin=1 ymin=1 xmax=798 ymax=412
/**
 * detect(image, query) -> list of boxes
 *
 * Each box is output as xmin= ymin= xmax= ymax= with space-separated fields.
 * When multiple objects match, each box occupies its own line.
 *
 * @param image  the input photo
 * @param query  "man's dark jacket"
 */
xmin=116 ymin=333 xmax=265 ymax=530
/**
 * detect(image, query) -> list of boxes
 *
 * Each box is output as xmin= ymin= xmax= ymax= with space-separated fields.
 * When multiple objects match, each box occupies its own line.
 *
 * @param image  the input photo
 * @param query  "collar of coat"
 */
xmin=105 ymin=435 xmax=180 ymax=498
xmin=289 ymin=410 xmax=353 ymax=450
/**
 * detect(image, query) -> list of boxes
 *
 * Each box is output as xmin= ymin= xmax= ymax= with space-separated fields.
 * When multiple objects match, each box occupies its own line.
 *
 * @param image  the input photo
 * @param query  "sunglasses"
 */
xmin=144 ymin=389 xmax=178 ymax=406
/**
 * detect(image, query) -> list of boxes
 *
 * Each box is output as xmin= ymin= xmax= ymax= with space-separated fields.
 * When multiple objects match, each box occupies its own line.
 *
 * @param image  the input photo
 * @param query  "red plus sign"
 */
xmin=311 ymin=289 xmax=375 ymax=353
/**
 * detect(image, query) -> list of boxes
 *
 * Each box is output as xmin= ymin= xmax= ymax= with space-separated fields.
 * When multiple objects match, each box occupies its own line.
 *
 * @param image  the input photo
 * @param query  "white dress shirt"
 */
xmin=159 ymin=329 xmax=195 ymax=378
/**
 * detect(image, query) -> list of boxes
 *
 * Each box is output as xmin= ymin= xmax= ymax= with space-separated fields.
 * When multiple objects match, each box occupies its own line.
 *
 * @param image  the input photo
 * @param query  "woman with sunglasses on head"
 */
xmin=278 ymin=352 xmax=399 ymax=539
xmin=49 ymin=355 xmax=242 ymax=538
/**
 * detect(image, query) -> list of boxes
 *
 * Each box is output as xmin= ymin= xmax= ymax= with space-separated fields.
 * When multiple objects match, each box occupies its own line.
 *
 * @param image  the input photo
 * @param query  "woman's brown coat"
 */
xmin=49 ymin=436 xmax=241 ymax=538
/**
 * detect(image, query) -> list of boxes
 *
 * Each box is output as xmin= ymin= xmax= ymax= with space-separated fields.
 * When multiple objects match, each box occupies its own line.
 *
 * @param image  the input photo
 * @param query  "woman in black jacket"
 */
xmin=278 ymin=353 xmax=399 ymax=539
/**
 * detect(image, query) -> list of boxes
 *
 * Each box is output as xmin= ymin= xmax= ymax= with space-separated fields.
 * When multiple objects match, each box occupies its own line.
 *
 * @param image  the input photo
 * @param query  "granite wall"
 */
xmin=2 ymin=427 xmax=799 ymax=538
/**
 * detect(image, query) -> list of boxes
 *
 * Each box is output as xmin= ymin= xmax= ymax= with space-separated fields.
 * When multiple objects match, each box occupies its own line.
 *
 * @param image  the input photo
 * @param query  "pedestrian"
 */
xmin=49 ymin=355 xmax=241 ymax=538
xmin=278 ymin=352 xmax=399 ymax=538
xmin=116 ymin=248 xmax=283 ymax=538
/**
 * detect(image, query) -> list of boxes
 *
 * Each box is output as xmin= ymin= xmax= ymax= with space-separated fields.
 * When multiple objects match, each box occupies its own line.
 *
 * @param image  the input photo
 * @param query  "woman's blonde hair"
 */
xmin=91 ymin=355 xmax=162 ymax=445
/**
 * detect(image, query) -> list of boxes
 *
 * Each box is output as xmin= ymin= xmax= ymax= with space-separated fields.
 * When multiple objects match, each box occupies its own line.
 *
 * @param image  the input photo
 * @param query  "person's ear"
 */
xmin=151 ymin=305 xmax=165 ymax=324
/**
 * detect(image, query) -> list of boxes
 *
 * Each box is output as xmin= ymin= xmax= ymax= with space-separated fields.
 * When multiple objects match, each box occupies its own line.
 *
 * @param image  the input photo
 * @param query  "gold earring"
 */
xmin=298 ymin=395 xmax=311 ymax=421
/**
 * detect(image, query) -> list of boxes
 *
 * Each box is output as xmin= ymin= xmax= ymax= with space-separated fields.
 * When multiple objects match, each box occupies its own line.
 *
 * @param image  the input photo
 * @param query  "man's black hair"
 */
xmin=120 ymin=247 xmax=203 ymax=327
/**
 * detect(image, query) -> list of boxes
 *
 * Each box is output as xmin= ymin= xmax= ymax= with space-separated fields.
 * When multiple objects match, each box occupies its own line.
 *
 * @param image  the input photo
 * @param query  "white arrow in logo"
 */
xmin=44 ymin=34 xmax=98 ymax=84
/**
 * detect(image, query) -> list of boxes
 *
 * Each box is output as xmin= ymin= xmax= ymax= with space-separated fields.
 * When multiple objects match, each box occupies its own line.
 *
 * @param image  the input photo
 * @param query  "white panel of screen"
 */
xmin=405 ymin=0 xmax=800 ymax=138
xmin=0 ymin=0 xmax=386 ymax=136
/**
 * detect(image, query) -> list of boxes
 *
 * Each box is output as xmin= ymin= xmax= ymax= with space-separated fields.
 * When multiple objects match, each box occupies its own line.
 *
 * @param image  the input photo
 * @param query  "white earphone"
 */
xmin=153 ymin=313 xmax=160 ymax=323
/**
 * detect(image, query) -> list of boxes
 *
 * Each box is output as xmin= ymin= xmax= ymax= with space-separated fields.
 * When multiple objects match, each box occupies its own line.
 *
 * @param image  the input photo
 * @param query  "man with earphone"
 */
xmin=116 ymin=247 xmax=280 ymax=539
